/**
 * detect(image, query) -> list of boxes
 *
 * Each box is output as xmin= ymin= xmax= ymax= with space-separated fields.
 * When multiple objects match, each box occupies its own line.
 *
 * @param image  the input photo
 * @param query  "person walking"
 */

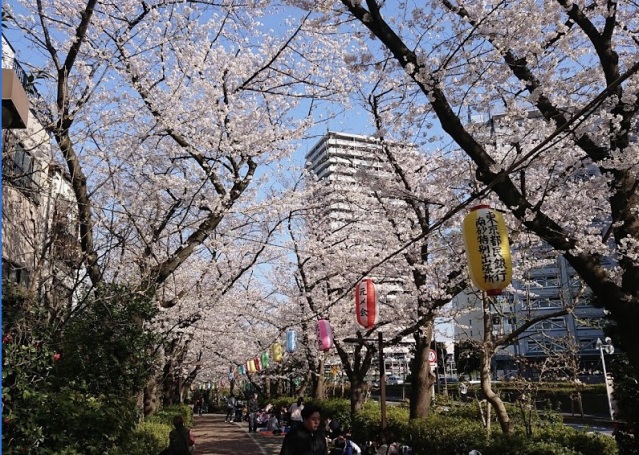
xmin=248 ymin=392 xmax=260 ymax=432
xmin=225 ymin=393 xmax=236 ymax=422
xmin=158 ymin=415 xmax=195 ymax=455
xmin=288 ymin=396 xmax=304 ymax=430
xmin=193 ymin=397 xmax=203 ymax=417
xmin=279 ymin=404 xmax=327 ymax=455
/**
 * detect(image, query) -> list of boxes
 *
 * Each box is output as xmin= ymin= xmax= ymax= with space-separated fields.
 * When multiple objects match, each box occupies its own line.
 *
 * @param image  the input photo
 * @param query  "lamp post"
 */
xmin=595 ymin=337 xmax=615 ymax=421
xmin=343 ymin=333 xmax=387 ymax=432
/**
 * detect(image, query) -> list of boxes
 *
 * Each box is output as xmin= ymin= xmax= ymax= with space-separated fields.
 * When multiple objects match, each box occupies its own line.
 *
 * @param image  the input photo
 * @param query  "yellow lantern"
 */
xmin=247 ymin=359 xmax=256 ymax=374
xmin=271 ymin=342 xmax=283 ymax=363
xmin=462 ymin=205 xmax=512 ymax=296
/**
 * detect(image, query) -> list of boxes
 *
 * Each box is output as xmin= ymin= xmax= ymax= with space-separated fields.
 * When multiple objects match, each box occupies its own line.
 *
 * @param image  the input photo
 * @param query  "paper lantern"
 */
xmin=462 ymin=205 xmax=512 ymax=296
xmin=271 ymin=342 xmax=283 ymax=362
xmin=355 ymin=278 xmax=379 ymax=329
xmin=261 ymin=352 xmax=270 ymax=369
xmin=286 ymin=329 xmax=298 ymax=353
xmin=247 ymin=359 xmax=256 ymax=374
xmin=254 ymin=356 xmax=261 ymax=372
xmin=316 ymin=319 xmax=333 ymax=352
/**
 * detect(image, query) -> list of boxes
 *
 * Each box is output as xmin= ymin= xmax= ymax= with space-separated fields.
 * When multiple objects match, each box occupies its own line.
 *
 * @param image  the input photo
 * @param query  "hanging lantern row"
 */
xmin=232 ymin=322 xmax=337 ymax=379
xmin=462 ymin=205 xmax=512 ymax=296
xmin=355 ymin=278 xmax=378 ymax=329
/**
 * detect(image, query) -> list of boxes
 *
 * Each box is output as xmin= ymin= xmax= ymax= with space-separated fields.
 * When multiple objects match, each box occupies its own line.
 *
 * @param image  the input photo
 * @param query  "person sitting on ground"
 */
xmin=159 ymin=415 xmax=195 ymax=455
xmin=375 ymin=431 xmax=399 ymax=455
xmin=279 ymin=404 xmax=326 ymax=455
xmin=325 ymin=415 xmax=341 ymax=439
xmin=267 ymin=412 xmax=283 ymax=435
xmin=330 ymin=430 xmax=361 ymax=455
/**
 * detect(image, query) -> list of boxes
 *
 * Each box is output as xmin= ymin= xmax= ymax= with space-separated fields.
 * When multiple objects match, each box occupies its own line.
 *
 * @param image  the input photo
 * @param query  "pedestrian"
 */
xmin=158 ymin=415 xmax=195 ymax=455
xmin=288 ymin=396 xmax=305 ymax=430
xmin=279 ymin=404 xmax=327 ymax=455
xmin=248 ymin=392 xmax=260 ymax=432
xmin=193 ymin=397 xmax=203 ymax=417
xmin=225 ymin=393 xmax=236 ymax=422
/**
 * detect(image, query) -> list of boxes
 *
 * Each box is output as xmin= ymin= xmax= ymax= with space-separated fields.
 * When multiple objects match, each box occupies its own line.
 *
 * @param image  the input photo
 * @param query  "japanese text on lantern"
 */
xmin=475 ymin=211 xmax=507 ymax=284
xmin=359 ymin=287 xmax=368 ymax=317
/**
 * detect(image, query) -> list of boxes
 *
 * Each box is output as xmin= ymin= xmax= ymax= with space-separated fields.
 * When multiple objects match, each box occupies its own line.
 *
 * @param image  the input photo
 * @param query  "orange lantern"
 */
xmin=355 ymin=278 xmax=378 ymax=329
xmin=462 ymin=205 xmax=512 ymax=296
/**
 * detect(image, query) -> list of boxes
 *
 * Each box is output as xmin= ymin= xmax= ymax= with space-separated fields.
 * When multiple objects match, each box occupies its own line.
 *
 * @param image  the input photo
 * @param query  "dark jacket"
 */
xmin=248 ymin=398 xmax=260 ymax=413
xmin=279 ymin=425 xmax=327 ymax=455
xmin=168 ymin=426 xmax=192 ymax=455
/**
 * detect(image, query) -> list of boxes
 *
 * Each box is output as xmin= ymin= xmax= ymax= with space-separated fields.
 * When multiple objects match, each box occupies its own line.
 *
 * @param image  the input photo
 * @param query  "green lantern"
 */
xmin=261 ymin=351 xmax=270 ymax=369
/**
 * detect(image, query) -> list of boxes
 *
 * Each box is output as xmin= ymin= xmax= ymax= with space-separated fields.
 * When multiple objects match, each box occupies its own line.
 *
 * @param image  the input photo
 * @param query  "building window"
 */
xmin=526 ymin=338 xmax=565 ymax=353
xmin=534 ymin=317 xmax=566 ymax=331
xmin=530 ymin=273 xmax=561 ymax=288
xmin=578 ymin=338 xmax=596 ymax=351
xmin=529 ymin=297 xmax=563 ymax=308
xmin=2 ymin=140 xmax=40 ymax=203
xmin=2 ymin=259 xmax=31 ymax=288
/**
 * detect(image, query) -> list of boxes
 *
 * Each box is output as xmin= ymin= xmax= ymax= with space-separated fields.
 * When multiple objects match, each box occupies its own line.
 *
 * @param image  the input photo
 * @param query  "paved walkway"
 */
xmin=190 ymin=414 xmax=284 ymax=455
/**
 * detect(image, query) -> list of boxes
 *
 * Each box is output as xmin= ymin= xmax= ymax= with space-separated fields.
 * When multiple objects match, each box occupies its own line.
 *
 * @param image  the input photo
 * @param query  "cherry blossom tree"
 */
xmin=298 ymin=0 xmax=639 ymax=378
xmin=3 ymin=0 xmax=359 ymax=411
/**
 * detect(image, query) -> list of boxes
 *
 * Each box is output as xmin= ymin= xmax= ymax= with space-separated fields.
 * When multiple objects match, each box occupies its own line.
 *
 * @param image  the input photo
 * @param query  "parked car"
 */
xmin=387 ymin=375 xmax=404 ymax=385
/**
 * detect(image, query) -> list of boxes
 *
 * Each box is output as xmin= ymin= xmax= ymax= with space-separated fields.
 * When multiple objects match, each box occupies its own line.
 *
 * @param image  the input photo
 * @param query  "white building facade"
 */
xmin=2 ymin=35 xmax=85 ymax=308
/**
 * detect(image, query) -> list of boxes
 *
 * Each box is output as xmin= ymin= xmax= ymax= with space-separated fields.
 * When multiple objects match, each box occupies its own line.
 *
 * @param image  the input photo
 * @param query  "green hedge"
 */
xmin=109 ymin=404 xmax=192 ymax=455
xmin=312 ymin=398 xmax=617 ymax=455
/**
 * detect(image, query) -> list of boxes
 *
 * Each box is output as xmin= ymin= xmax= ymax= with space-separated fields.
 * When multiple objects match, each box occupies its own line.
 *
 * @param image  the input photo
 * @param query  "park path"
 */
xmin=190 ymin=414 xmax=284 ymax=455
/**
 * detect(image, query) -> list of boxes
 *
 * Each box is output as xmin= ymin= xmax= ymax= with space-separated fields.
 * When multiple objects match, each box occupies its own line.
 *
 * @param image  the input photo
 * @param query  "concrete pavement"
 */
xmin=190 ymin=414 xmax=284 ymax=455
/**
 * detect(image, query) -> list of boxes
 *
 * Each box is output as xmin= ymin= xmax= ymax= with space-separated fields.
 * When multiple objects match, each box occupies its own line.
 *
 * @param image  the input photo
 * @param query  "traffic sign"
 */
xmin=428 ymin=349 xmax=437 ymax=363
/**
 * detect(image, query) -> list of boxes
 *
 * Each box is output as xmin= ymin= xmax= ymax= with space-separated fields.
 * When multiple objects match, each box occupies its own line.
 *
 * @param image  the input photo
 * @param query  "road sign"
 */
xmin=428 ymin=349 xmax=437 ymax=363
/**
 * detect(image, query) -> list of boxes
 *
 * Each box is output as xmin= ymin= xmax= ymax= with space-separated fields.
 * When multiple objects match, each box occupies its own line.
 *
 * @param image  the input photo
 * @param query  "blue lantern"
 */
xmin=286 ymin=329 xmax=298 ymax=353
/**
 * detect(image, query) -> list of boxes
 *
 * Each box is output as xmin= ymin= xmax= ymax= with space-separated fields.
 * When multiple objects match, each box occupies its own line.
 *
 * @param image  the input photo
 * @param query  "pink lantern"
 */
xmin=355 ymin=278 xmax=379 ymax=329
xmin=317 ymin=319 xmax=333 ymax=352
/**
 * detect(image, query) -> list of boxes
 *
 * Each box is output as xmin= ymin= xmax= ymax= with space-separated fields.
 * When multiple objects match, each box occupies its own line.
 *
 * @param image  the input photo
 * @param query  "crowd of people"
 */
xmin=159 ymin=393 xmax=409 ymax=455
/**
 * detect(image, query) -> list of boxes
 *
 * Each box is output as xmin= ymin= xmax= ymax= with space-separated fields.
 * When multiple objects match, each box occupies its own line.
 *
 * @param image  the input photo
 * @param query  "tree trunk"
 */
xmin=409 ymin=321 xmax=434 ymax=419
xmin=143 ymin=378 xmax=158 ymax=416
xmin=313 ymin=357 xmax=325 ymax=399
xmin=481 ymin=293 xmax=511 ymax=434
xmin=350 ymin=377 xmax=369 ymax=415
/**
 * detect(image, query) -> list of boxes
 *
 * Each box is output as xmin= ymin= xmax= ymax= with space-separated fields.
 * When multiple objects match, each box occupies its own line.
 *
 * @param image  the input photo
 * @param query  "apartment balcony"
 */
xmin=2 ymin=68 xmax=29 ymax=129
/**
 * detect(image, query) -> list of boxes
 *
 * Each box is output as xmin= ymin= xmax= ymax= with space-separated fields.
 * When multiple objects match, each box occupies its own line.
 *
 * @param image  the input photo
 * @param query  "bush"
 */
xmin=311 ymin=398 xmax=617 ymax=455
xmin=108 ymin=421 xmax=171 ymax=455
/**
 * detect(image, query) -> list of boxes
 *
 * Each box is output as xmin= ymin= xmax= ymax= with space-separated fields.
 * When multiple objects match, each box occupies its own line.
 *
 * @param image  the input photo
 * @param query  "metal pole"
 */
xmin=599 ymin=345 xmax=614 ymax=421
xmin=379 ymin=331 xmax=387 ymax=432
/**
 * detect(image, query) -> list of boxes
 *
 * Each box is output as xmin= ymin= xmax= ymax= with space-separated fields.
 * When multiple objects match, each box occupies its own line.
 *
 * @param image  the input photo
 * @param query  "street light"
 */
xmin=343 ymin=332 xmax=387 ymax=432
xmin=595 ymin=337 xmax=615 ymax=421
